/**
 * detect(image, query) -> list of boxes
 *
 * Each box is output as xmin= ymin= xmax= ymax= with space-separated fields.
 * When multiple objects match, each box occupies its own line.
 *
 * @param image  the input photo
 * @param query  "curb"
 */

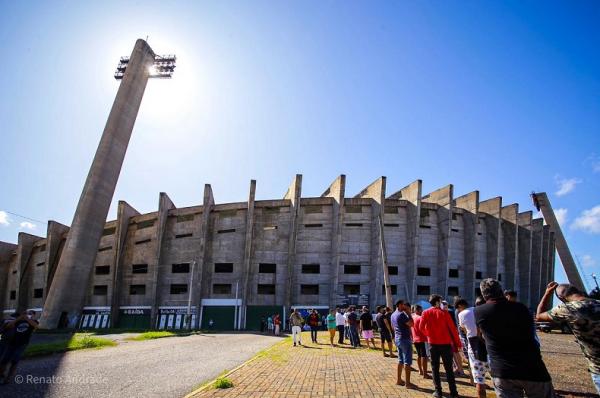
xmin=183 ymin=337 xmax=289 ymax=398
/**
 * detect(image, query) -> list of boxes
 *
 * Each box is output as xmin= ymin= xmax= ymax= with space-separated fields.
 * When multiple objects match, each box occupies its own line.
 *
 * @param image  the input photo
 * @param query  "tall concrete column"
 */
xmin=40 ymin=39 xmax=156 ymax=329
xmin=44 ymin=221 xmax=69 ymax=300
xmin=500 ymin=204 xmax=519 ymax=291
xmin=530 ymin=218 xmax=544 ymax=305
xmin=322 ymin=175 xmax=346 ymax=307
xmin=194 ymin=184 xmax=214 ymax=328
xmin=453 ymin=191 xmax=479 ymax=304
xmin=0 ymin=242 xmax=18 ymax=316
xmin=517 ymin=211 xmax=533 ymax=307
xmin=241 ymin=180 xmax=257 ymax=329
xmin=16 ymin=233 xmax=43 ymax=313
xmin=479 ymin=197 xmax=502 ymax=279
xmin=284 ymin=175 xmax=302 ymax=309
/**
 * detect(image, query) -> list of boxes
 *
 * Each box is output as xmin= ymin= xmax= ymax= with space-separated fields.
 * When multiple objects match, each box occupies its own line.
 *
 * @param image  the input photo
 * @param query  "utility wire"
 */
xmin=1 ymin=210 xmax=45 ymax=224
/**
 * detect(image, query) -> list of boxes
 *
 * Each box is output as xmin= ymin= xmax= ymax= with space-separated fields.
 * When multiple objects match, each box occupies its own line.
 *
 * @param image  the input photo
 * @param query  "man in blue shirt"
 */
xmin=391 ymin=299 xmax=414 ymax=389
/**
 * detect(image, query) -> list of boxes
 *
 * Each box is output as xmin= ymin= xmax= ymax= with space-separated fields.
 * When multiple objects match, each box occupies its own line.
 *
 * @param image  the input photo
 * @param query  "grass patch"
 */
xmin=214 ymin=377 xmax=234 ymax=389
xmin=25 ymin=334 xmax=116 ymax=357
xmin=127 ymin=331 xmax=177 ymax=341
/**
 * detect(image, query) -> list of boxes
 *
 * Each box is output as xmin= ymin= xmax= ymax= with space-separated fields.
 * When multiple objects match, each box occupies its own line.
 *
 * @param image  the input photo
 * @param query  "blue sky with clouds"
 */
xmin=1 ymin=1 xmax=599 ymax=290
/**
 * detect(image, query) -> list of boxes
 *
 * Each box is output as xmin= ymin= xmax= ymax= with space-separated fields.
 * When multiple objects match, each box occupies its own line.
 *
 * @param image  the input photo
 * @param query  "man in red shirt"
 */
xmin=421 ymin=294 xmax=462 ymax=398
xmin=411 ymin=304 xmax=430 ymax=379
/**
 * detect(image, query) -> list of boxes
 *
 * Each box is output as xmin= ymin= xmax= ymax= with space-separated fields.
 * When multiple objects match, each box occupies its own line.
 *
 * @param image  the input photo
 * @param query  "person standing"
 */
xmin=289 ymin=308 xmax=304 ymax=347
xmin=273 ymin=313 xmax=281 ymax=336
xmin=260 ymin=317 xmax=266 ymax=333
xmin=411 ymin=304 xmax=429 ymax=379
xmin=421 ymin=295 xmax=462 ymax=398
xmin=476 ymin=278 xmax=554 ymax=398
xmin=326 ymin=309 xmax=337 ymax=346
xmin=536 ymin=282 xmax=600 ymax=395
xmin=308 ymin=309 xmax=320 ymax=344
xmin=267 ymin=315 xmax=273 ymax=333
xmin=391 ymin=300 xmax=415 ymax=389
xmin=458 ymin=296 xmax=490 ymax=398
xmin=360 ymin=307 xmax=376 ymax=349
xmin=335 ymin=307 xmax=345 ymax=345
xmin=347 ymin=306 xmax=360 ymax=348
xmin=376 ymin=306 xmax=395 ymax=357
xmin=0 ymin=310 xmax=39 ymax=385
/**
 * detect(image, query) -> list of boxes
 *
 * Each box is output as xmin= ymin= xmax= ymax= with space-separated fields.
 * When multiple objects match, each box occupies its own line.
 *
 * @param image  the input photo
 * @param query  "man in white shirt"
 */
xmin=335 ymin=307 xmax=346 ymax=344
xmin=457 ymin=297 xmax=490 ymax=398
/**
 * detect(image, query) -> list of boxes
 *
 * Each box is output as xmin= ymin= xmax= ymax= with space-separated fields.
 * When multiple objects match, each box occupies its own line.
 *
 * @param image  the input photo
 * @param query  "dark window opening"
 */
xmin=384 ymin=206 xmax=397 ymax=214
xmin=136 ymin=219 xmax=155 ymax=229
xmin=135 ymin=238 xmax=152 ymax=245
xmin=420 ymin=225 xmax=432 ymax=229
xmin=102 ymin=227 xmax=116 ymax=236
xmin=345 ymin=205 xmax=362 ymax=213
xmin=475 ymin=287 xmax=482 ymax=297
xmin=132 ymin=264 xmax=148 ymax=274
xmin=93 ymin=285 xmax=108 ymax=295
xmin=302 ymin=264 xmax=320 ymax=274
xmin=219 ymin=209 xmax=238 ymax=218
xmin=172 ymin=263 xmax=190 ymax=273
xmin=33 ymin=288 xmax=43 ymax=298
xmin=452 ymin=213 xmax=459 ymax=221
xmin=448 ymin=269 xmax=459 ymax=278
xmin=388 ymin=266 xmax=398 ymax=275
xmin=384 ymin=223 xmax=400 ymax=227
xmin=344 ymin=284 xmax=360 ymax=295
xmin=36 ymin=262 xmax=45 ymax=267
xmin=303 ymin=206 xmax=323 ymax=214
xmin=130 ymin=284 xmax=146 ymax=295
xmin=95 ymin=265 xmax=110 ymax=275
xmin=259 ymin=263 xmax=276 ymax=273
xmin=497 ymin=273 xmax=502 ymax=282
xmin=304 ymin=224 xmax=323 ymax=228
xmin=263 ymin=206 xmax=280 ymax=214
xmin=258 ymin=284 xmax=276 ymax=295
xmin=9 ymin=291 xmax=16 ymax=300
xmin=417 ymin=267 xmax=431 ymax=276
xmin=448 ymin=286 xmax=460 ymax=297
xmin=344 ymin=265 xmax=361 ymax=274
xmin=420 ymin=208 xmax=430 ymax=218
xmin=217 ymin=229 xmax=236 ymax=234
xmin=213 ymin=284 xmax=232 ymax=294
xmin=345 ymin=223 xmax=363 ymax=227
xmin=176 ymin=214 xmax=195 ymax=223
xmin=382 ymin=285 xmax=398 ymax=295
xmin=301 ymin=284 xmax=319 ymax=295
xmin=175 ymin=233 xmax=193 ymax=239
xmin=215 ymin=263 xmax=234 ymax=273
xmin=98 ymin=246 xmax=112 ymax=252
xmin=451 ymin=228 xmax=460 ymax=232
xmin=475 ymin=271 xmax=483 ymax=280
xmin=170 ymin=284 xmax=188 ymax=294
xmin=417 ymin=285 xmax=431 ymax=295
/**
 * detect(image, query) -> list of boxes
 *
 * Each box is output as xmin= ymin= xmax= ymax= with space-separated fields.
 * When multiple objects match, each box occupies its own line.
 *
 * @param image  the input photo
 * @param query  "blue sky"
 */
xmin=1 ymin=1 xmax=599 ymax=290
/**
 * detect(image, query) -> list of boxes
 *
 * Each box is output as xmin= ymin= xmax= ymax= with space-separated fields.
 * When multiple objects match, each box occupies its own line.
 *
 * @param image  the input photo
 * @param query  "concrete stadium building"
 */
xmin=0 ymin=175 xmax=556 ymax=331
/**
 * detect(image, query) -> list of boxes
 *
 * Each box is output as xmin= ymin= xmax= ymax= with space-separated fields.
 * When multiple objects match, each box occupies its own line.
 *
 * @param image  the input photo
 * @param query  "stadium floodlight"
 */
xmin=114 ymin=54 xmax=176 ymax=79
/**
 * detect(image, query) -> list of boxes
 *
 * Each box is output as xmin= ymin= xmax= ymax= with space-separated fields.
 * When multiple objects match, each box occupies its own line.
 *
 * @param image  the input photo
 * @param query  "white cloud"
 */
xmin=571 ymin=205 xmax=600 ymax=234
xmin=554 ymin=208 xmax=568 ymax=227
xmin=0 ymin=211 xmax=9 ymax=226
xmin=581 ymin=255 xmax=596 ymax=268
xmin=554 ymin=176 xmax=581 ymax=197
xmin=587 ymin=154 xmax=600 ymax=173
xmin=19 ymin=221 xmax=36 ymax=230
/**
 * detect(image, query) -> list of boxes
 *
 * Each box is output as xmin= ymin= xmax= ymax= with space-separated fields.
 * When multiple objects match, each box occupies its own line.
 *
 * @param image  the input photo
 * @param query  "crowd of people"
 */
xmin=282 ymin=278 xmax=599 ymax=398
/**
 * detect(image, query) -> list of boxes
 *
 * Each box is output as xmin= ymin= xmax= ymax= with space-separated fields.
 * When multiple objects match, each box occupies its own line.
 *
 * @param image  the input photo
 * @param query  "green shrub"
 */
xmin=128 ymin=331 xmax=176 ymax=341
xmin=214 ymin=377 xmax=233 ymax=389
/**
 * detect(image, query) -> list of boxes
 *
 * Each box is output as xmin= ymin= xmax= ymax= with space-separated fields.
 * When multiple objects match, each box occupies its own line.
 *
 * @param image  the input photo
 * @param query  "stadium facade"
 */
xmin=0 ymin=175 xmax=556 ymax=331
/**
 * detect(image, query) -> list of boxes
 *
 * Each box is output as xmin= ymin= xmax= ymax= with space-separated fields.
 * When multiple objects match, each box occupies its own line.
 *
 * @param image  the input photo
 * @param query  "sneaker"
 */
xmin=432 ymin=391 xmax=442 ymax=398
xmin=293 ymin=343 xmax=296 ymax=347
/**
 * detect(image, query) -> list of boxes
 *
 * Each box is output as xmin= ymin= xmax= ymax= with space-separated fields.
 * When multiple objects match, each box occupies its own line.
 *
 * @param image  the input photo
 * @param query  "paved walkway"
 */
xmin=191 ymin=331 xmax=489 ymax=398
xmin=0 ymin=332 xmax=280 ymax=398
xmin=191 ymin=331 xmax=598 ymax=398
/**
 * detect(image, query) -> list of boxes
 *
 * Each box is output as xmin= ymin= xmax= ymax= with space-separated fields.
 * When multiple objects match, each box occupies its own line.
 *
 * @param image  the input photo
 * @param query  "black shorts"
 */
xmin=380 ymin=330 xmax=392 ymax=343
xmin=414 ymin=342 xmax=427 ymax=358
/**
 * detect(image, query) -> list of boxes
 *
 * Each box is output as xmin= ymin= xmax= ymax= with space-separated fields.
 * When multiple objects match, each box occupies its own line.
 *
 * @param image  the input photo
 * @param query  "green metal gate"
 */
xmin=201 ymin=306 xmax=235 ymax=330
xmin=245 ymin=305 xmax=284 ymax=331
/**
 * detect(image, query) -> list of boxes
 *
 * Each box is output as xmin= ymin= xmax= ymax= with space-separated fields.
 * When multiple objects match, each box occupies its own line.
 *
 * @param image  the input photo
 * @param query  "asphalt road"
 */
xmin=0 ymin=333 xmax=281 ymax=398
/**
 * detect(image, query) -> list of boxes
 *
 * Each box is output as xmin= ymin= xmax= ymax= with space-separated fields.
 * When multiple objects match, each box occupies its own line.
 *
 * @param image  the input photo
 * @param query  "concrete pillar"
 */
xmin=16 ymin=233 xmax=44 ymax=313
xmin=453 ymin=191 xmax=479 ymax=304
xmin=479 ymin=197 xmax=502 ymax=280
xmin=540 ymin=226 xmax=550 ymax=298
xmin=530 ymin=218 xmax=544 ymax=305
xmin=387 ymin=180 xmax=422 ymax=302
xmin=500 ymin=204 xmax=519 ymax=291
xmin=284 ymin=175 xmax=302 ymax=309
xmin=44 ymin=221 xmax=70 ymax=303
xmin=110 ymin=201 xmax=140 ymax=327
xmin=422 ymin=185 xmax=453 ymax=299
xmin=517 ymin=211 xmax=533 ymax=307
xmin=322 ymin=175 xmax=346 ymax=307
xmin=195 ymin=184 xmax=215 ymax=328
xmin=241 ymin=180 xmax=257 ymax=329
xmin=150 ymin=193 xmax=176 ymax=327
xmin=355 ymin=176 xmax=387 ymax=308
xmin=40 ymin=39 xmax=156 ymax=329
xmin=0 ymin=242 xmax=18 ymax=316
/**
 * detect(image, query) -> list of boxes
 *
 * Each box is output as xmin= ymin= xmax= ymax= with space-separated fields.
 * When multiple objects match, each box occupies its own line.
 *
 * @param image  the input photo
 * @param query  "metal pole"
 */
xmin=592 ymin=274 xmax=599 ymax=290
xmin=186 ymin=260 xmax=196 ymax=330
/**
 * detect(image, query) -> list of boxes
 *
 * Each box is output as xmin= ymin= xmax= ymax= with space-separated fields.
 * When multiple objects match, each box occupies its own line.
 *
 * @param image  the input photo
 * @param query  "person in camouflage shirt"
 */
xmin=536 ymin=281 xmax=600 ymax=394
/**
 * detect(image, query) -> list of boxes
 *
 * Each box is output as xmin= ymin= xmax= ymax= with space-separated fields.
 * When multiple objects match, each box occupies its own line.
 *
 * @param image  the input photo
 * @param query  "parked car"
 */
xmin=535 ymin=320 xmax=572 ymax=334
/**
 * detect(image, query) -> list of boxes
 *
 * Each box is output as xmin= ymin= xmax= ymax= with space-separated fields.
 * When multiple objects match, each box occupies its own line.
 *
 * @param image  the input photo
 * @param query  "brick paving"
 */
xmin=191 ymin=331 xmax=493 ymax=398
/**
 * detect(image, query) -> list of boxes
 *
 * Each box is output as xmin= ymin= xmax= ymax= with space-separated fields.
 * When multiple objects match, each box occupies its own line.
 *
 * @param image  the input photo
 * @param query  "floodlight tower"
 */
xmin=39 ymin=39 xmax=175 ymax=329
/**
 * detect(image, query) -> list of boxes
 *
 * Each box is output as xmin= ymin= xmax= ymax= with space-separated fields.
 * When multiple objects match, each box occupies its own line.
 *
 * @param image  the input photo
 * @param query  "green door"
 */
xmin=118 ymin=314 xmax=151 ymax=329
xmin=201 ymin=306 xmax=235 ymax=330
xmin=245 ymin=306 xmax=284 ymax=331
